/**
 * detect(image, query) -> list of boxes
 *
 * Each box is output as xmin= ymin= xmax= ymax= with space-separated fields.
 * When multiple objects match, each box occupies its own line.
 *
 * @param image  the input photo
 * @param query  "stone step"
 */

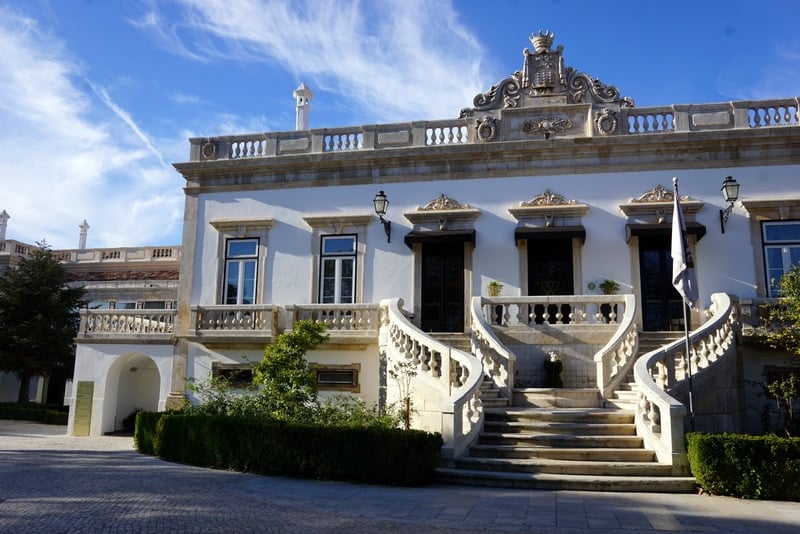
xmin=478 ymin=432 xmax=644 ymax=448
xmin=483 ymin=420 xmax=637 ymax=436
xmin=512 ymin=388 xmax=603 ymax=408
xmin=481 ymin=398 xmax=510 ymax=409
xmin=468 ymin=445 xmax=656 ymax=462
xmin=484 ymin=407 xmax=633 ymax=424
xmin=453 ymin=456 xmax=674 ymax=476
xmin=604 ymin=398 xmax=639 ymax=410
xmin=437 ymin=468 xmax=697 ymax=493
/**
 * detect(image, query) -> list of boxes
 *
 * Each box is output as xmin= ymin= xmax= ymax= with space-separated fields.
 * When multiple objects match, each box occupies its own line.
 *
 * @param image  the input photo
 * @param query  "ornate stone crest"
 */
xmin=460 ymin=31 xmax=634 ymax=117
xmin=521 ymin=190 xmax=575 ymax=207
xmin=420 ymin=194 xmax=470 ymax=211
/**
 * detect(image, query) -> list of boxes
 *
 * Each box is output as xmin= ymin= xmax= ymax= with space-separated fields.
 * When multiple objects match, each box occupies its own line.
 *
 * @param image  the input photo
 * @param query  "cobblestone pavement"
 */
xmin=2 ymin=421 xmax=799 ymax=533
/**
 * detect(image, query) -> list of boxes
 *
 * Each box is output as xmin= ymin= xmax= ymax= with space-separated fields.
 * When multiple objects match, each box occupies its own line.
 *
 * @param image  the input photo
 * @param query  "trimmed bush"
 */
xmin=0 ymin=402 xmax=68 ymax=425
xmin=136 ymin=413 xmax=442 ymax=486
xmin=134 ymin=411 xmax=164 ymax=456
xmin=687 ymin=432 xmax=800 ymax=501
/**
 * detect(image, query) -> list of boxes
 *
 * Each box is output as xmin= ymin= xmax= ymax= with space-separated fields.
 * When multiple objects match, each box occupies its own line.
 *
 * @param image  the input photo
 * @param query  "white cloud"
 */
xmin=0 ymin=6 xmax=183 ymax=249
xmin=142 ymin=0 xmax=487 ymax=122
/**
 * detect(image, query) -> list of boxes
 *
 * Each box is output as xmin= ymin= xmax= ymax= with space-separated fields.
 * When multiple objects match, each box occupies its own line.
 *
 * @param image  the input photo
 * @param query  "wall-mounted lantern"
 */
xmin=373 ymin=191 xmax=391 ymax=243
xmin=719 ymin=176 xmax=740 ymax=234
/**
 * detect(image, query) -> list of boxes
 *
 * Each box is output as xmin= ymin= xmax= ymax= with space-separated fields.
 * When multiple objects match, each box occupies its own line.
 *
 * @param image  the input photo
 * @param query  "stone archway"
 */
xmin=104 ymin=353 xmax=160 ymax=434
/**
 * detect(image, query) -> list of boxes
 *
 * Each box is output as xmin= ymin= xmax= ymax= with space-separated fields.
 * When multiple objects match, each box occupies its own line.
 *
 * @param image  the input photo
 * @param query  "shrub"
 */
xmin=687 ymin=432 xmax=800 ymax=500
xmin=136 ymin=413 xmax=442 ymax=486
xmin=0 ymin=402 xmax=68 ymax=425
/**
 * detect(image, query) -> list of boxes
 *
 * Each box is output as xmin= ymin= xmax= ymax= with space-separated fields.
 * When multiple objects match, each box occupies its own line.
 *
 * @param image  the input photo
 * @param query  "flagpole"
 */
xmin=672 ymin=177 xmax=696 ymax=432
xmin=682 ymin=295 xmax=695 ymax=432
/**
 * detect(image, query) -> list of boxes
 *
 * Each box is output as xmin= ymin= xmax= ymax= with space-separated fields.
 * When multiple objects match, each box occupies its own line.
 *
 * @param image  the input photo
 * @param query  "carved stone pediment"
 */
xmin=619 ymin=184 xmax=704 ymax=222
xmin=509 ymin=190 xmax=590 ymax=224
xmin=460 ymin=31 xmax=633 ymax=118
xmin=404 ymin=194 xmax=480 ymax=229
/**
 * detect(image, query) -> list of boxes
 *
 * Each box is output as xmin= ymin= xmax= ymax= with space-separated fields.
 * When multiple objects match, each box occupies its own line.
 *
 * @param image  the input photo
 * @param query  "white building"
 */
xmin=65 ymin=31 xmax=799 ymax=490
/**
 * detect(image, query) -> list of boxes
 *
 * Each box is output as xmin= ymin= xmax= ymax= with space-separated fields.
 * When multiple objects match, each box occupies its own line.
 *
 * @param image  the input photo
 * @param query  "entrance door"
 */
xmin=421 ymin=243 xmax=464 ymax=332
xmin=639 ymin=236 xmax=686 ymax=331
xmin=527 ymin=238 xmax=574 ymax=323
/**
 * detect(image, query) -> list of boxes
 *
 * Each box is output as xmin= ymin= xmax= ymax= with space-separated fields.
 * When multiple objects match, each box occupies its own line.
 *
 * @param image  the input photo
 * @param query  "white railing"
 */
xmin=593 ymin=294 xmax=638 ymax=397
xmin=78 ymin=309 xmax=176 ymax=338
xmin=379 ymin=298 xmax=483 ymax=461
xmin=191 ymin=305 xmax=277 ymax=336
xmin=623 ymin=106 xmax=675 ymax=134
xmin=470 ymin=296 xmax=516 ymax=398
xmin=476 ymin=295 xmax=629 ymax=326
xmin=188 ymin=98 xmax=800 ymax=162
xmin=285 ymin=303 xmax=380 ymax=334
xmin=633 ymin=293 xmax=737 ymax=474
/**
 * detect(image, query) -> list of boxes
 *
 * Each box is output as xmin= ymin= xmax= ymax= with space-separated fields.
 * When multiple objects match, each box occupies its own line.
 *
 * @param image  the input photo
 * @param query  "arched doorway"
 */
xmin=105 ymin=353 xmax=160 ymax=434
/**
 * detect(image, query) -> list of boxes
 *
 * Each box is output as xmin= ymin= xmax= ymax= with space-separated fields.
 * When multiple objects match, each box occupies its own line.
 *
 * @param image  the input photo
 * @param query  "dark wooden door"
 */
xmin=527 ymin=238 xmax=573 ymax=323
xmin=421 ymin=243 xmax=464 ymax=332
xmin=639 ymin=236 xmax=687 ymax=331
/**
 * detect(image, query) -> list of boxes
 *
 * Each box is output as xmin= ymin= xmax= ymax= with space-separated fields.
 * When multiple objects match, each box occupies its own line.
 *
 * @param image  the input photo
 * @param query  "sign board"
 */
xmin=72 ymin=381 xmax=94 ymax=436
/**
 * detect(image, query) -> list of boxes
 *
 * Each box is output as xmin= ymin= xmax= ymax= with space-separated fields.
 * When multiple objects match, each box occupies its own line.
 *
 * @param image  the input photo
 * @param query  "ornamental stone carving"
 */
xmin=521 ymin=190 xmax=576 ymax=207
xmin=460 ymin=31 xmax=633 ymax=117
xmin=200 ymin=140 xmax=219 ymax=161
xmin=523 ymin=117 xmax=573 ymax=136
xmin=420 ymin=194 xmax=471 ymax=211
xmin=631 ymin=184 xmax=680 ymax=203
xmin=594 ymin=108 xmax=618 ymax=136
xmin=475 ymin=117 xmax=497 ymax=142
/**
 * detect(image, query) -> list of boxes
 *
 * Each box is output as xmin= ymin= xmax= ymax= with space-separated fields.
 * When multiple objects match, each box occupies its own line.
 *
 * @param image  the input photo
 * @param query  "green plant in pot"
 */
xmin=486 ymin=280 xmax=504 ymax=325
xmin=599 ymin=279 xmax=620 ymax=294
xmin=487 ymin=280 xmax=503 ymax=297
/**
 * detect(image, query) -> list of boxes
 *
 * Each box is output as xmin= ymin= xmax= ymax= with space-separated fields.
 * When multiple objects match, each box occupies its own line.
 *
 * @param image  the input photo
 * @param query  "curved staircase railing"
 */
xmin=593 ymin=294 xmax=639 ymax=398
xmin=633 ymin=292 xmax=737 ymax=474
xmin=470 ymin=296 xmax=517 ymax=398
xmin=379 ymin=298 xmax=484 ymax=462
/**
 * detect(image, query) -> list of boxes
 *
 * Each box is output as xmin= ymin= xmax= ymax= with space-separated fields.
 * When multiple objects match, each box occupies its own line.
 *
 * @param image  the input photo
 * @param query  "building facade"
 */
xmin=62 ymin=33 xmax=799 ymax=474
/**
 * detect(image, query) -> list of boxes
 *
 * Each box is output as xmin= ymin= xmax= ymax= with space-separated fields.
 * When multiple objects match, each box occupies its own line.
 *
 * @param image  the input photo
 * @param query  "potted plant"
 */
xmin=486 ymin=280 xmax=504 ymax=324
xmin=487 ymin=280 xmax=503 ymax=297
xmin=599 ymin=279 xmax=620 ymax=295
xmin=598 ymin=279 xmax=620 ymax=322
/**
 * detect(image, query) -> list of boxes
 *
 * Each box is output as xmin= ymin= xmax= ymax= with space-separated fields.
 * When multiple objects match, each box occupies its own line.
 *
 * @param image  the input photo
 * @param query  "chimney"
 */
xmin=78 ymin=220 xmax=89 ymax=250
xmin=0 ymin=210 xmax=9 ymax=241
xmin=293 ymin=83 xmax=313 ymax=131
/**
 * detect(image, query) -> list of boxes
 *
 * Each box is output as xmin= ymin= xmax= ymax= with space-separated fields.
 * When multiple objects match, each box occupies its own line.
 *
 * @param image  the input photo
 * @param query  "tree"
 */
xmin=764 ymin=265 xmax=800 ymax=355
xmin=761 ymin=264 xmax=800 ymax=435
xmin=0 ymin=245 xmax=85 ymax=402
xmin=252 ymin=320 xmax=329 ymax=420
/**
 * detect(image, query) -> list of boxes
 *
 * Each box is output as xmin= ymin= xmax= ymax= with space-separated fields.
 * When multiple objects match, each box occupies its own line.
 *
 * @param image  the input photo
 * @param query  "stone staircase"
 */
xmin=606 ymin=331 xmax=684 ymax=410
xmin=437 ymin=331 xmax=695 ymax=492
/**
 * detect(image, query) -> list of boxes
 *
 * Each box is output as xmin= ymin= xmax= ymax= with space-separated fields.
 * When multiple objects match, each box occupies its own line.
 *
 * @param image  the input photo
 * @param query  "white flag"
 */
xmin=671 ymin=177 xmax=698 ymax=307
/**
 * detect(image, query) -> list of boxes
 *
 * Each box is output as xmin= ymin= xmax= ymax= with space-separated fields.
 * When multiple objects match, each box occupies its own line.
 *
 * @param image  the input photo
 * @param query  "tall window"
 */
xmin=320 ymin=235 xmax=356 ymax=304
xmin=763 ymin=221 xmax=800 ymax=296
xmin=224 ymin=239 xmax=258 ymax=304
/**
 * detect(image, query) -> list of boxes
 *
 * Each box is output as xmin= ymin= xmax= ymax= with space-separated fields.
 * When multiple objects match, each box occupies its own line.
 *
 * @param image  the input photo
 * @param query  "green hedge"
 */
xmin=135 ymin=412 xmax=442 ymax=486
xmin=0 ymin=403 xmax=68 ymax=425
xmin=687 ymin=432 xmax=800 ymax=500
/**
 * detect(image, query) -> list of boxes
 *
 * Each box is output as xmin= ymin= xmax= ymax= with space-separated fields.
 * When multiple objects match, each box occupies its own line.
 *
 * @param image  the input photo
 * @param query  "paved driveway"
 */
xmin=1 ymin=420 xmax=799 ymax=533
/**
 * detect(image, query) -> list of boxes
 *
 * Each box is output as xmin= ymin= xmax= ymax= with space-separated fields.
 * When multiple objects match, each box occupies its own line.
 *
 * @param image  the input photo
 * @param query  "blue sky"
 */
xmin=1 ymin=0 xmax=798 ymax=249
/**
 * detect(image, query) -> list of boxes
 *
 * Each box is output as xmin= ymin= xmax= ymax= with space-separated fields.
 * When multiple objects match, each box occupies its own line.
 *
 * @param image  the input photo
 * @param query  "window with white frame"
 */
xmin=319 ymin=235 xmax=356 ymax=304
xmin=224 ymin=238 xmax=259 ymax=304
xmin=763 ymin=221 xmax=800 ymax=296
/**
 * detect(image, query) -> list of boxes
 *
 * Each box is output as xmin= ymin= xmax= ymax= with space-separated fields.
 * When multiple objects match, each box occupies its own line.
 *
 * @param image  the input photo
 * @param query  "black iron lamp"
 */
xmin=373 ymin=190 xmax=391 ymax=243
xmin=719 ymin=176 xmax=740 ymax=234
